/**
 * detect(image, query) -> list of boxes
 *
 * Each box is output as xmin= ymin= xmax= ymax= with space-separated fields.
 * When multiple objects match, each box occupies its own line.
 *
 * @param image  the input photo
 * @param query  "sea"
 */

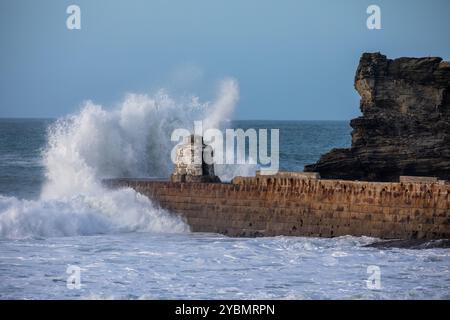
xmin=0 ymin=112 xmax=449 ymax=299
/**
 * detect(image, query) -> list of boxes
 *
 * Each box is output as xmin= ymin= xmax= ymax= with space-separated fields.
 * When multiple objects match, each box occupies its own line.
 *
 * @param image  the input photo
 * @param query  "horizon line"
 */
xmin=0 ymin=117 xmax=352 ymax=122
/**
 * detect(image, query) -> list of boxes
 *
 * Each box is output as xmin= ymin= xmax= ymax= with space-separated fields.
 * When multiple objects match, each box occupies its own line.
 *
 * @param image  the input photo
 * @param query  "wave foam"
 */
xmin=0 ymin=79 xmax=251 ymax=239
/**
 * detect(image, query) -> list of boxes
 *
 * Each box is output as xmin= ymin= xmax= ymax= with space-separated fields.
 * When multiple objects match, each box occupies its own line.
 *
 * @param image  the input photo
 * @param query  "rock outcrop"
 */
xmin=305 ymin=52 xmax=450 ymax=181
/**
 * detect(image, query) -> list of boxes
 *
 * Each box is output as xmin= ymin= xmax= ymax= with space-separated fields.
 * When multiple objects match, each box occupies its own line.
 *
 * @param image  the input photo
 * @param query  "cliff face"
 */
xmin=305 ymin=52 xmax=450 ymax=181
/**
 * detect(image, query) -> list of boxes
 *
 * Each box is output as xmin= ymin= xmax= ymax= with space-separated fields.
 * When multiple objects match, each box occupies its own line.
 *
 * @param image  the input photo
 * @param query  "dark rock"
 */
xmin=305 ymin=52 xmax=450 ymax=182
xmin=366 ymin=239 xmax=450 ymax=249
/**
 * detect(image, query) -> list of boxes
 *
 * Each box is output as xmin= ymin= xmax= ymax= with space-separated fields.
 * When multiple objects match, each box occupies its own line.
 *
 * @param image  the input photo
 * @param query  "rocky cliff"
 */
xmin=305 ymin=52 xmax=450 ymax=181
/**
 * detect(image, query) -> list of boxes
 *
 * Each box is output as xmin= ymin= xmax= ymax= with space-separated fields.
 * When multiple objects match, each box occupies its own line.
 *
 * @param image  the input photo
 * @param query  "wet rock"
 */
xmin=305 ymin=52 xmax=450 ymax=182
xmin=366 ymin=239 xmax=450 ymax=249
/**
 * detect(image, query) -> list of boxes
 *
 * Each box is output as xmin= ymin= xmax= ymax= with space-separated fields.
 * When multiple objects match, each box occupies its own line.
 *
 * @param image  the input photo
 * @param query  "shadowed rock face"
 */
xmin=305 ymin=52 xmax=450 ymax=182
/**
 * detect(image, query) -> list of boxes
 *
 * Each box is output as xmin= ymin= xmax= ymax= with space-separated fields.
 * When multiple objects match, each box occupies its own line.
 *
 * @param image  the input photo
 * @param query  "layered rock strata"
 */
xmin=305 ymin=52 xmax=450 ymax=182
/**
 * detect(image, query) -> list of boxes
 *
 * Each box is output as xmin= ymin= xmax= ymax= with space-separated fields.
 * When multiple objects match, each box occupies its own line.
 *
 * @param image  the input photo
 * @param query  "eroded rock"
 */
xmin=305 ymin=52 xmax=450 ymax=181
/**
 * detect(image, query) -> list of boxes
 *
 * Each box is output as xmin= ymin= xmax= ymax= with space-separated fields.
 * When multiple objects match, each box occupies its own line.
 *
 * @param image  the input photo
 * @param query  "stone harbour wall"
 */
xmin=106 ymin=176 xmax=450 ymax=239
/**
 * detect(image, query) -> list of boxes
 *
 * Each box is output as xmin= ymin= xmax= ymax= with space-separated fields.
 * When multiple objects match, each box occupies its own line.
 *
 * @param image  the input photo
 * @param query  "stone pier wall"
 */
xmin=106 ymin=177 xmax=450 ymax=239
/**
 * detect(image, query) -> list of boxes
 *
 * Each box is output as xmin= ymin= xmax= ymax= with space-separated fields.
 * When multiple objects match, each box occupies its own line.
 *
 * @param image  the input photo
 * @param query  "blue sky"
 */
xmin=1 ymin=0 xmax=449 ymax=120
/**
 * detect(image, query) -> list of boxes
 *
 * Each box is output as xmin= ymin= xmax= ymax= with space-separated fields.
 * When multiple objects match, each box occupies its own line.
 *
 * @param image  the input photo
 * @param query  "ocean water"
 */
xmin=1 ymin=113 xmax=449 ymax=299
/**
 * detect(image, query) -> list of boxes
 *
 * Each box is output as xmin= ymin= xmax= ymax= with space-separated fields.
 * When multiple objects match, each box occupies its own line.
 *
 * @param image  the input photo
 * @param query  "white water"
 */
xmin=2 ymin=233 xmax=450 ymax=299
xmin=0 ymin=79 xmax=249 ymax=239
xmin=2 ymin=81 xmax=449 ymax=300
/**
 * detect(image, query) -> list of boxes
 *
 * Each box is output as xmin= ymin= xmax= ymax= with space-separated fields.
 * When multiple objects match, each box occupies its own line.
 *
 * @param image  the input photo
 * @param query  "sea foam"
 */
xmin=0 ymin=79 xmax=251 ymax=239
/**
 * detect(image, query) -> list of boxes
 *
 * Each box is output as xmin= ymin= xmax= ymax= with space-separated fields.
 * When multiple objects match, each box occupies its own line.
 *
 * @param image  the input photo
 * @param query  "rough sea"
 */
xmin=1 ymin=114 xmax=449 ymax=299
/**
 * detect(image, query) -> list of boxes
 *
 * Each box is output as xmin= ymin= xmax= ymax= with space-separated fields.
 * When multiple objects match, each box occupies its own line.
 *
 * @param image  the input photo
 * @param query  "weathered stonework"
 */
xmin=106 ymin=175 xmax=450 ymax=240
xmin=258 ymin=171 xmax=320 ymax=179
xmin=171 ymin=134 xmax=220 ymax=183
xmin=305 ymin=52 xmax=450 ymax=182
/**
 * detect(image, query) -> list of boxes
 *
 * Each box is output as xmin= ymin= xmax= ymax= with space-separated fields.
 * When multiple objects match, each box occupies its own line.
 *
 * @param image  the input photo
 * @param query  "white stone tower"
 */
xmin=171 ymin=134 xmax=220 ymax=183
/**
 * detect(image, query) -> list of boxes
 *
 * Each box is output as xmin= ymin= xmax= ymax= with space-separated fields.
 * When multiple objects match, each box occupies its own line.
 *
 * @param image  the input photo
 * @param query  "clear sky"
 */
xmin=1 ymin=0 xmax=449 ymax=120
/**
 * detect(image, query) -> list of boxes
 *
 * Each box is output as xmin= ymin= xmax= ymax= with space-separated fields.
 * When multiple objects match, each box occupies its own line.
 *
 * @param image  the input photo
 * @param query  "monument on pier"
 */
xmin=171 ymin=134 xmax=221 ymax=183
